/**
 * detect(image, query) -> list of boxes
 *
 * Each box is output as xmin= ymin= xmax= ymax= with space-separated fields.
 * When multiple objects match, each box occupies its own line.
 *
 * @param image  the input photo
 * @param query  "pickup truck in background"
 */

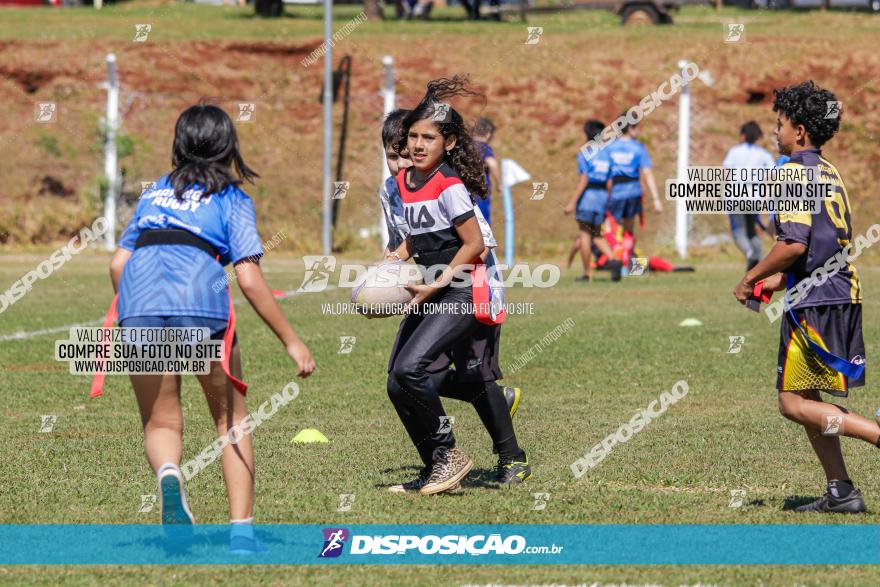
xmin=498 ymin=0 xmax=714 ymax=25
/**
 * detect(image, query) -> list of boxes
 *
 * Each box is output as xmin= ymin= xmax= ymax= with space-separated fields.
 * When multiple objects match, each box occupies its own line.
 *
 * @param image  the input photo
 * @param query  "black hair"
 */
xmin=395 ymin=75 xmax=487 ymax=199
xmin=382 ymin=109 xmax=411 ymax=149
xmin=772 ymin=81 xmax=840 ymax=148
xmin=583 ymin=119 xmax=606 ymax=142
xmin=168 ymin=103 xmax=258 ymax=200
xmin=474 ymin=117 xmax=496 ymax=138
xmin=619 ymin=112 xmax=638 ymax=135
xmin=740 ymin=121 xmax=763 ymax=144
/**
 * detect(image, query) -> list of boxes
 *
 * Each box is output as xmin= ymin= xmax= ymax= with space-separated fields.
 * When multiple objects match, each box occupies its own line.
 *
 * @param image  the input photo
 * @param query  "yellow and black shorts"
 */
xmin=777 ymin=303 xmax=865 ymax=397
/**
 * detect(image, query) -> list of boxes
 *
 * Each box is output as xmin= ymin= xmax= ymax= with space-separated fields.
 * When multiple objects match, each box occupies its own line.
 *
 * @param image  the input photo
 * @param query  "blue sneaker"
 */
xmin=158 ymin=467 xmax=194 ymax=529
xmin=229 ymin=526 xmax=267 ymax=554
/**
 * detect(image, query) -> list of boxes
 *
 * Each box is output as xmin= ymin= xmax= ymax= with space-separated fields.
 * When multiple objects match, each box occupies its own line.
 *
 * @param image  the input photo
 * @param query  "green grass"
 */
xmin=1 ymin=252 xmax=880 ymax=584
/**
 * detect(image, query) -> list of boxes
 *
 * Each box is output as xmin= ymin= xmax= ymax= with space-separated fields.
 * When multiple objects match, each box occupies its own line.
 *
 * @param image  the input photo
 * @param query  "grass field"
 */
xmin=3 ymin=2 xmax=880 ymax=584
xmin=2 ymin=250 xmax=880 ymax=584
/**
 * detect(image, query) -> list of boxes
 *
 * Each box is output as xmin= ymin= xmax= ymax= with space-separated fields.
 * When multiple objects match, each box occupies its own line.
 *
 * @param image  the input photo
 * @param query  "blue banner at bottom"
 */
xmin=1 ymin=524 xmax=879 ymax=565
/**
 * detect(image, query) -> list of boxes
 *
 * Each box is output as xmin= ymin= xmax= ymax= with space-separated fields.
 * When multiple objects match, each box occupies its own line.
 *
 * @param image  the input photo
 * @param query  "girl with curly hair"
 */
xmin=384 ymin=76 xmax=530 ymax=495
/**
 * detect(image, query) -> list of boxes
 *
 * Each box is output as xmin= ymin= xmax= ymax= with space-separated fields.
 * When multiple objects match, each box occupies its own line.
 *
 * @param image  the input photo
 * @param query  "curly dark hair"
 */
xmin=395 ymin=75 xmax=488 ymax=199
xmin=772 ymin=81 xmax=840 ymax=148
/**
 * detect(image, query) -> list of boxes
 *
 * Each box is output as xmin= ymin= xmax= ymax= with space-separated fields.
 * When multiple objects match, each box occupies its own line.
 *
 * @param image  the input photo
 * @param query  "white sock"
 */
xmin=157 ymin=462 xmax=179 ymax=477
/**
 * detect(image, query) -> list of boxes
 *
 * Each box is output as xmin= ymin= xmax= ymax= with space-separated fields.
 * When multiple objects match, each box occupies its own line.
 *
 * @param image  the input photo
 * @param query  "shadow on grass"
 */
xmin=782 ymin=496 xmax=820 ymax=511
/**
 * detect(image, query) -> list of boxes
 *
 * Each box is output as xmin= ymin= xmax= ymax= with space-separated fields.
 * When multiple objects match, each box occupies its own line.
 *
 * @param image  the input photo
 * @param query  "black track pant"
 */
xmin=430 ymin=370 xmax=525 ymax=461
xmin=387 ymin=287 xmax=478 ymax=466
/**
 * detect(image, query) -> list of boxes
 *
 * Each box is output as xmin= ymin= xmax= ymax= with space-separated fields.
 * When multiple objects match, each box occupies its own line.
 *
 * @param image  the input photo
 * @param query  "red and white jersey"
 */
xmin=396 ymin=163 xmax=476 ymax=259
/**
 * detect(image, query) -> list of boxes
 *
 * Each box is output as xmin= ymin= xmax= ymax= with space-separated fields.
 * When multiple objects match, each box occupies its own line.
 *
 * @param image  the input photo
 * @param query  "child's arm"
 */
xmin=564 ymin=175 xmax=588 ymax=215
xmin=405 ymin=217 xmax=484 ymax=305
xmin=642 ymin=168 xmax=663 ymax=212
xmin=109 ymin=248 xmax=132 ymax=293
xmin=733 ymin=240 xmax=806 ymax=304
xmin=235 ymin=259 xmax=315 ymax=378
xmin=387 ymin=237 xmax=413 ymax=262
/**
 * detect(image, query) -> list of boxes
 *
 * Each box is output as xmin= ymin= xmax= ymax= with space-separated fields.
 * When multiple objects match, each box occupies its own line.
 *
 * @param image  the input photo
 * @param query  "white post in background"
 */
xmin=500 ymin=158 xmax=531 ymax=268
xmin=321 ymin=0 xmax=334 ymax=256
xmin=103 ymin=53 xmax=119 ymax=252
xmin=675 ymin=59 xmax=690 ymax=259
xmin=379 ymin=55 xmax=395 ymax=251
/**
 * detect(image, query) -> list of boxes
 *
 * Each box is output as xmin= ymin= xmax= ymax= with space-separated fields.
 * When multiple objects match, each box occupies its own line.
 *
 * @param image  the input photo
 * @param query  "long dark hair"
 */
xmin=168 ymin=103 xmax=258 ymax=199
xmin=395 ymin=76 xmax=488 ymax=199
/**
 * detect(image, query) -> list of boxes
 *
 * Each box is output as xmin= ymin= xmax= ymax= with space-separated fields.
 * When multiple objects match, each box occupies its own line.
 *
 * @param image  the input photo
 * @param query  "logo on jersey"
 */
xmin=319 ymin=528 xmax=349 ymax=558
xmin=404 ymin=206 xmax=436 ymax=229
xmin=298 ymin=256 xmax=337 ymax=293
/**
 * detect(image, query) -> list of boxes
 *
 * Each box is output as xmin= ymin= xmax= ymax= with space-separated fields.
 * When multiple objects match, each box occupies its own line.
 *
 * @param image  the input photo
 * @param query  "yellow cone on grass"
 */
xmin=291 ymin=428 xmax=329 ymax=443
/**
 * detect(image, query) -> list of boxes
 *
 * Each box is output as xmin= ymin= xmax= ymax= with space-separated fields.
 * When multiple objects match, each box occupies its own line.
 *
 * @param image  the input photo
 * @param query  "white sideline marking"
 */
xmin=0 ymin=286 xmax=339 ymax=343
xmin=0 ymin=320 xmax=103 ymax=342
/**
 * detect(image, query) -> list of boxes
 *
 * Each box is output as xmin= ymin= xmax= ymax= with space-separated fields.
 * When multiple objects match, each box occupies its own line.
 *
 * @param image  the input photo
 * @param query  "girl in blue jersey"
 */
xmin=108 ymin=104 xmax=315 ymax=548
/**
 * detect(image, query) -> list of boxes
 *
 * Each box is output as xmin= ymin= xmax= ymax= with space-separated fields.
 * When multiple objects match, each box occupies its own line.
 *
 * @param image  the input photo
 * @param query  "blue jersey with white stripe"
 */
xmin=607 ymin=138 xmax=652 ymax=201
xmin=117 ymin=175 xmax=263 ymax=321
xmin=576 ymin=149 xmax=611 ymax=213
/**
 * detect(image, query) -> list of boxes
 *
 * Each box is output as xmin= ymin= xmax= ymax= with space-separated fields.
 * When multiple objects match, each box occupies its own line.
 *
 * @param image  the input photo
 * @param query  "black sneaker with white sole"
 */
xmin=795 ymin=488 xmax=866 ymax=514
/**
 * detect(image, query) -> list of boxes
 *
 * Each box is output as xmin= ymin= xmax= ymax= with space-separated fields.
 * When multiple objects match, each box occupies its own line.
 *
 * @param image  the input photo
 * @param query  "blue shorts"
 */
xmin=608 ymin=197 xmax=643 ymax=222
xmin=576 ymin=210 xmax=605 ymax=228
xmin=119 ymin=316 xmax=229 ymax=340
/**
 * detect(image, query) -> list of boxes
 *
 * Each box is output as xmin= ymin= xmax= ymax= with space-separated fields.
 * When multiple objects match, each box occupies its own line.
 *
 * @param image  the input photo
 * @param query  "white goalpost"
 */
xmin=675 ymin=59 xmax=690 ymax=260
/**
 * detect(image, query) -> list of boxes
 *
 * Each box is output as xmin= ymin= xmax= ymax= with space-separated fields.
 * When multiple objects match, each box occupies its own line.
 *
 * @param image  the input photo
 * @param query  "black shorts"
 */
xmin=390 ymin=320 xmax=503 ymax=383
xmin=777 ymin=303 xmax=865 ymax=397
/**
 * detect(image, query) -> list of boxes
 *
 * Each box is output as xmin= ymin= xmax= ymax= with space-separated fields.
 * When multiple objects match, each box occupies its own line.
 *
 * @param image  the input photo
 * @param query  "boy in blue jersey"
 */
xmin=564 ymin=119 xmax=621 ymax=282
xmin=110 ymin=105 xmax=315 ymax=549
xmin=378 ymin=109 xmax=528 ymax=490
xmin=473 ymin=118 xmax=501 ymax=226
xmin=605 ymin=119 xmax=662 ymax=269
xmin=734 ymin=82 xmax=875 ymax=514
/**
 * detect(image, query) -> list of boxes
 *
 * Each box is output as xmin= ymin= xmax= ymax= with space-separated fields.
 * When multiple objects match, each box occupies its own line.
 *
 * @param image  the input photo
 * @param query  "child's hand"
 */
xmin=653 ymin=198 xmax=664 ymax=213
xmin=286 ymin=341 xmax=316 ymax=378
xmin=762 ymin=273 xmax=787 ymax=292
xmin=733 ymin=279 xmax=753 ymax=304
xmin=405 ymin=283 xmax=439 ymax=307
xmin=563 ymin=203 xmax=575 ymax=215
